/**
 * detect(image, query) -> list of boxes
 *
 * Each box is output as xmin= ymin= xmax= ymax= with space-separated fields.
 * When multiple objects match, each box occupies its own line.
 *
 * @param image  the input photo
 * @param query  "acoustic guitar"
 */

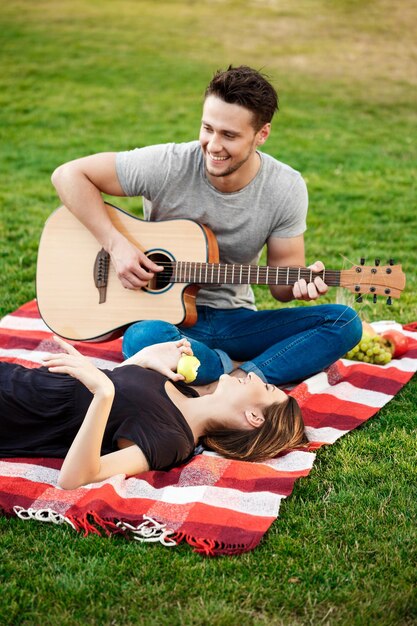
xmin=36 ymin=203 xmax=406 ymax=342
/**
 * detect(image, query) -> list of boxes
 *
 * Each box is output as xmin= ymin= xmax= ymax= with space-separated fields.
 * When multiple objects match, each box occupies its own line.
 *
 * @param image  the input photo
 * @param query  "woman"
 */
xmin=0 ymin=337 xmax=307 ymax=490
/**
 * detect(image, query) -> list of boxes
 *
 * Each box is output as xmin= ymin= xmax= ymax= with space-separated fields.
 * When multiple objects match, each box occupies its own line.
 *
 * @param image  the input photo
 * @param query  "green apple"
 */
xmin=177 ymin=354 xmax=201 ymax=383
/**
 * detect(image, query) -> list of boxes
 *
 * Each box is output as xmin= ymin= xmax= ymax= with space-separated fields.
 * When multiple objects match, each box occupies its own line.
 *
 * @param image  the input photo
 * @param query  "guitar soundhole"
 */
xmin=145 ymin=251 xmax=174 ymax=293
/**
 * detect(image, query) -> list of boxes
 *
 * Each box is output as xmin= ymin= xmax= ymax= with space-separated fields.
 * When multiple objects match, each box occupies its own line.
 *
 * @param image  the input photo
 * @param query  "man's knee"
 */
xmin=326 ymin=304 xmax=362 ymax=345
xmin=122 ymin=320 xmax=181 ymax=358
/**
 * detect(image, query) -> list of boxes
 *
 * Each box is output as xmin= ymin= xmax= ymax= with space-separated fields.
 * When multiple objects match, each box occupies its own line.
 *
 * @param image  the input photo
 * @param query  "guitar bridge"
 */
xmin=94 ymin=248 xmax=110 ymax=304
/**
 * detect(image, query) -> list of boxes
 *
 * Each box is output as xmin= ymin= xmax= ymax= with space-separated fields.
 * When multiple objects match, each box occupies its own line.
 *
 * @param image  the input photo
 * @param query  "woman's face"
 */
xmin=215 ymin=372 xmax=287 ymax=416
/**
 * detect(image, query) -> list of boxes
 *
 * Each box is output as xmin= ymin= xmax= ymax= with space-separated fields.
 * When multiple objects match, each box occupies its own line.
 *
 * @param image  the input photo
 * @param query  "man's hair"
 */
xmin=202 ymin=395 xmax=308 ymax=463
xmin=204 ymin=65 xmax=279 ymax=130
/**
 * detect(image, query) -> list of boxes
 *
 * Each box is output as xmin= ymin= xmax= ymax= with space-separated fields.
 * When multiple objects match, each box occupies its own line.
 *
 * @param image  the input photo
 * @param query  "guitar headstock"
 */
xmin=339 ymin=259 xmax=406 ymax=304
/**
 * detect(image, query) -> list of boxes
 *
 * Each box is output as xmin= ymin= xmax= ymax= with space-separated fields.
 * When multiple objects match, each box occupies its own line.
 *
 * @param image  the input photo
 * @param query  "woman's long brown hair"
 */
xmin=202 ymin=395 xmax=308 ymax=462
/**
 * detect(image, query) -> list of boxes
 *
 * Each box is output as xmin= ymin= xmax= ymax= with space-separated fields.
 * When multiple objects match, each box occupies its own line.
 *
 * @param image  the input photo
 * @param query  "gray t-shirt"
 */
xmin=115 ymin=141 xmax=307 ymax=309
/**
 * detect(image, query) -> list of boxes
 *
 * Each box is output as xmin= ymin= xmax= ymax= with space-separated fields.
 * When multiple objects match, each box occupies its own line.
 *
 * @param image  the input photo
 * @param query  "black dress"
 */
xmin=0 ymin=363 xmax=198 ymax=471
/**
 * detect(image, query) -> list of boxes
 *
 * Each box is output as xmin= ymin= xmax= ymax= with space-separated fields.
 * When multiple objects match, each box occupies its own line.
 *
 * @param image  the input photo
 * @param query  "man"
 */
xmin=51 ymin=65 xmax=361 ymax=385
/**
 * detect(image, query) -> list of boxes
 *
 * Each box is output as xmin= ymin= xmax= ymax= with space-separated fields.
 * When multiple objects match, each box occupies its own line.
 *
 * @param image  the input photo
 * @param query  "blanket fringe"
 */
xmin=172 ymin=531 xmax=257 ymax=556
xmin=13 ymin=506 xmax=177 ymax=547
xmin=12 ymin=506 xmax=257 ymax=554
xmin=13 ymin=506 xmax=77 ymax=530
xmin=116 ymin=516 xmax=177 ymax=546
xmin=67 ymin=510 xmax=120 ymax=537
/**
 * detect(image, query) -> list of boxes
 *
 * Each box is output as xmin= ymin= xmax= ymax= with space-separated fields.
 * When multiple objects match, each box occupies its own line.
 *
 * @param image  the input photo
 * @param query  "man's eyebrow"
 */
xmin=201 ymin=120 xmax=241 ymax=135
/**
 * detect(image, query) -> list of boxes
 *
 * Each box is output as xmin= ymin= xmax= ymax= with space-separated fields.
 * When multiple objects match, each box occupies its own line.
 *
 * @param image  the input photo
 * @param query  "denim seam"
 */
xmin=214 ymin=349 xmax=234 ymax=374
xmin=257 ymin=326 xmax=321 ymax=368
xmin=239 ymin=361 xmax=267 ymax=382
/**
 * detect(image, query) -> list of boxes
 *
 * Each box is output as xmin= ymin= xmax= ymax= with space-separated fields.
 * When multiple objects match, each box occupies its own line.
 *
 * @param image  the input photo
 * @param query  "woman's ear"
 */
xmin=244 ymin=409 xmax=265 ymax=428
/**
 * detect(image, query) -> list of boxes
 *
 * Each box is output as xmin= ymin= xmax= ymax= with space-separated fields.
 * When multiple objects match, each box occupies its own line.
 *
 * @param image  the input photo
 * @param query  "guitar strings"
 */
xmin=153 ymin=262 xmax=343 ymax=285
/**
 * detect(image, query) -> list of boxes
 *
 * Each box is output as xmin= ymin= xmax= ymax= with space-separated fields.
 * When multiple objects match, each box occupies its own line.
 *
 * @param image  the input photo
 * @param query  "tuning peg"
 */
xmin=373 ymin=294 xmax=377 ymax=304
xmin=356 ymin=294 xmax=363 ymax=303
xmin=389 ymin=258 xmax=395 ymax=265
xmin=386 ymin=296 xmax=392 ymax=305
xmin=375 ymin=258 xmax=380 ymax=266
xmin=360 ymin=257 xmax=365 ymax=266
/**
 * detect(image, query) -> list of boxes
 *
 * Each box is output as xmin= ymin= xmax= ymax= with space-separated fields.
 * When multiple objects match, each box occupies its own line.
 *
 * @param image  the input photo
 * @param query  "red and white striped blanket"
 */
xmin=1 ymin=301 xmax=416 ymax=556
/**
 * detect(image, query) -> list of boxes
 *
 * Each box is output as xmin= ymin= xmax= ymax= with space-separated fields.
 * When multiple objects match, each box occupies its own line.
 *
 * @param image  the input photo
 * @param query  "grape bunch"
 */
xmin=344 ymin=334 xmax=392 ymax=365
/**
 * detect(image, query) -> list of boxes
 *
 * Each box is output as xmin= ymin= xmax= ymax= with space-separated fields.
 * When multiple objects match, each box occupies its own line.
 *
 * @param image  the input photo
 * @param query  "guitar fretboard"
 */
xmin=161 ymin=262 xmax=342 ymax=286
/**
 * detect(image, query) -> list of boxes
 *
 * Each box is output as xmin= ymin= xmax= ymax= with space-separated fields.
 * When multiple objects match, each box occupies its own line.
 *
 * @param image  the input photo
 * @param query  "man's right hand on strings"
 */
xmin=108 ymin=230 xmax=163 ymax=289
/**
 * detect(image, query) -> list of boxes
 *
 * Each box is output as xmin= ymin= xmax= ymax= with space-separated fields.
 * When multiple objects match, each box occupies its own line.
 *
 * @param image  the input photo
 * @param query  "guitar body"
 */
xmin=36 ymin=204 xmax=218 ymax=341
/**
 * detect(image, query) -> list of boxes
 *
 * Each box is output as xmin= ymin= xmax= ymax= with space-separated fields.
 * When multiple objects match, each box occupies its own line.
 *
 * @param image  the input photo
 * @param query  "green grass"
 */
xmin=0 ymin=1 xmax=416 ymax=624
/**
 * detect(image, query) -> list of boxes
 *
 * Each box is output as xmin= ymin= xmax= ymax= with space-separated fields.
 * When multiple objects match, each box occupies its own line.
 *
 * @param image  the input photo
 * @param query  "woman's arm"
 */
xmin=43 ymin=337 xmax=149 ymax=489
xmin=116 ymin=338 xmax=193 ymax=381
xmin=86 ymin=445 xmax=149 ymax=486
xmin=57 ymin=387 xmax=115 ymax=489
xmin=59 ymin=419 xmax=150 ymax=489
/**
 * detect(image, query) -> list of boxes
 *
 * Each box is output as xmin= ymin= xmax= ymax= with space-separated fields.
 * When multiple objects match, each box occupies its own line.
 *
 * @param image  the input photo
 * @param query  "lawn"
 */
xmin=0 ymin=1 xmax=416 ymax=624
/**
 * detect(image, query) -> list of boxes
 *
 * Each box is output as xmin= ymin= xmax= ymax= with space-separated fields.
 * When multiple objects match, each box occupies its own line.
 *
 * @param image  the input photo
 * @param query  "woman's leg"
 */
xmin=122 ymin=320 xmax=233 ymax=384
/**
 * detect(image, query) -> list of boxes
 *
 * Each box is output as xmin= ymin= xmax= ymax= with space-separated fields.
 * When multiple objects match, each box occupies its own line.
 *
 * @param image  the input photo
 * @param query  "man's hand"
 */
xmin=109 ymin=232 xmax=164 ymax=289
xmin=292 ymin=260 xmax=329 ymax=301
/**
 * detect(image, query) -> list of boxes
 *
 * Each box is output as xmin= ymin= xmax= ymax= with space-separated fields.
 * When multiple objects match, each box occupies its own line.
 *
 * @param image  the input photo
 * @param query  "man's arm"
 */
xmin=266 ymin=234 xmax=328 ymax=302
xmin=51 ymin=153 xmax=162 ymax=289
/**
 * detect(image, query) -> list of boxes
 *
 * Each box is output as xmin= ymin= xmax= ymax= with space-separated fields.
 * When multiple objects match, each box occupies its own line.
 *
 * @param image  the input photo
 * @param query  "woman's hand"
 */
xmin=121 ymin=338 xmax=193 ymax=381
xmin=42 ymin=336 xmax=115 ymax=397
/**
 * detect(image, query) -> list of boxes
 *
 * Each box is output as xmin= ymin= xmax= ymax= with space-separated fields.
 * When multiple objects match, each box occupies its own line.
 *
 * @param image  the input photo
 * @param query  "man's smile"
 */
xmin=207 ymin=151 xmax=229 ymax=161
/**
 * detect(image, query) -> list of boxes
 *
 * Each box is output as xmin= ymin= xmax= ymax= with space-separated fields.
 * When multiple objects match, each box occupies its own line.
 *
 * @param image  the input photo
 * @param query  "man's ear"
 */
xmin=244 ymin=409 xmax=265 ymax=428
xmin=256 ymin=123 xmax=271 ymax=146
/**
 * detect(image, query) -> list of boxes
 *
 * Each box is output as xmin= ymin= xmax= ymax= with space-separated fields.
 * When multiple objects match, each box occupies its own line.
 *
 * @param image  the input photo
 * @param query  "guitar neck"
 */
xmin=169 ymin=262 xmax=341 ymax=286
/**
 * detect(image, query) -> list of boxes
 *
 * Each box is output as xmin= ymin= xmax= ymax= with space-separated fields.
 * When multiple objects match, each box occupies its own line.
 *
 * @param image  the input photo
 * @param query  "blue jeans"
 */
xmin=122 ymin=304 xmax=362 ymax=385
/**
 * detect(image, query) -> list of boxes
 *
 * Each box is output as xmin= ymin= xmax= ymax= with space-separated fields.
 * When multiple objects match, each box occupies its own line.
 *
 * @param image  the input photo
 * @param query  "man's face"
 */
xmin=199 ymin=95 xmax=269 ymax=183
